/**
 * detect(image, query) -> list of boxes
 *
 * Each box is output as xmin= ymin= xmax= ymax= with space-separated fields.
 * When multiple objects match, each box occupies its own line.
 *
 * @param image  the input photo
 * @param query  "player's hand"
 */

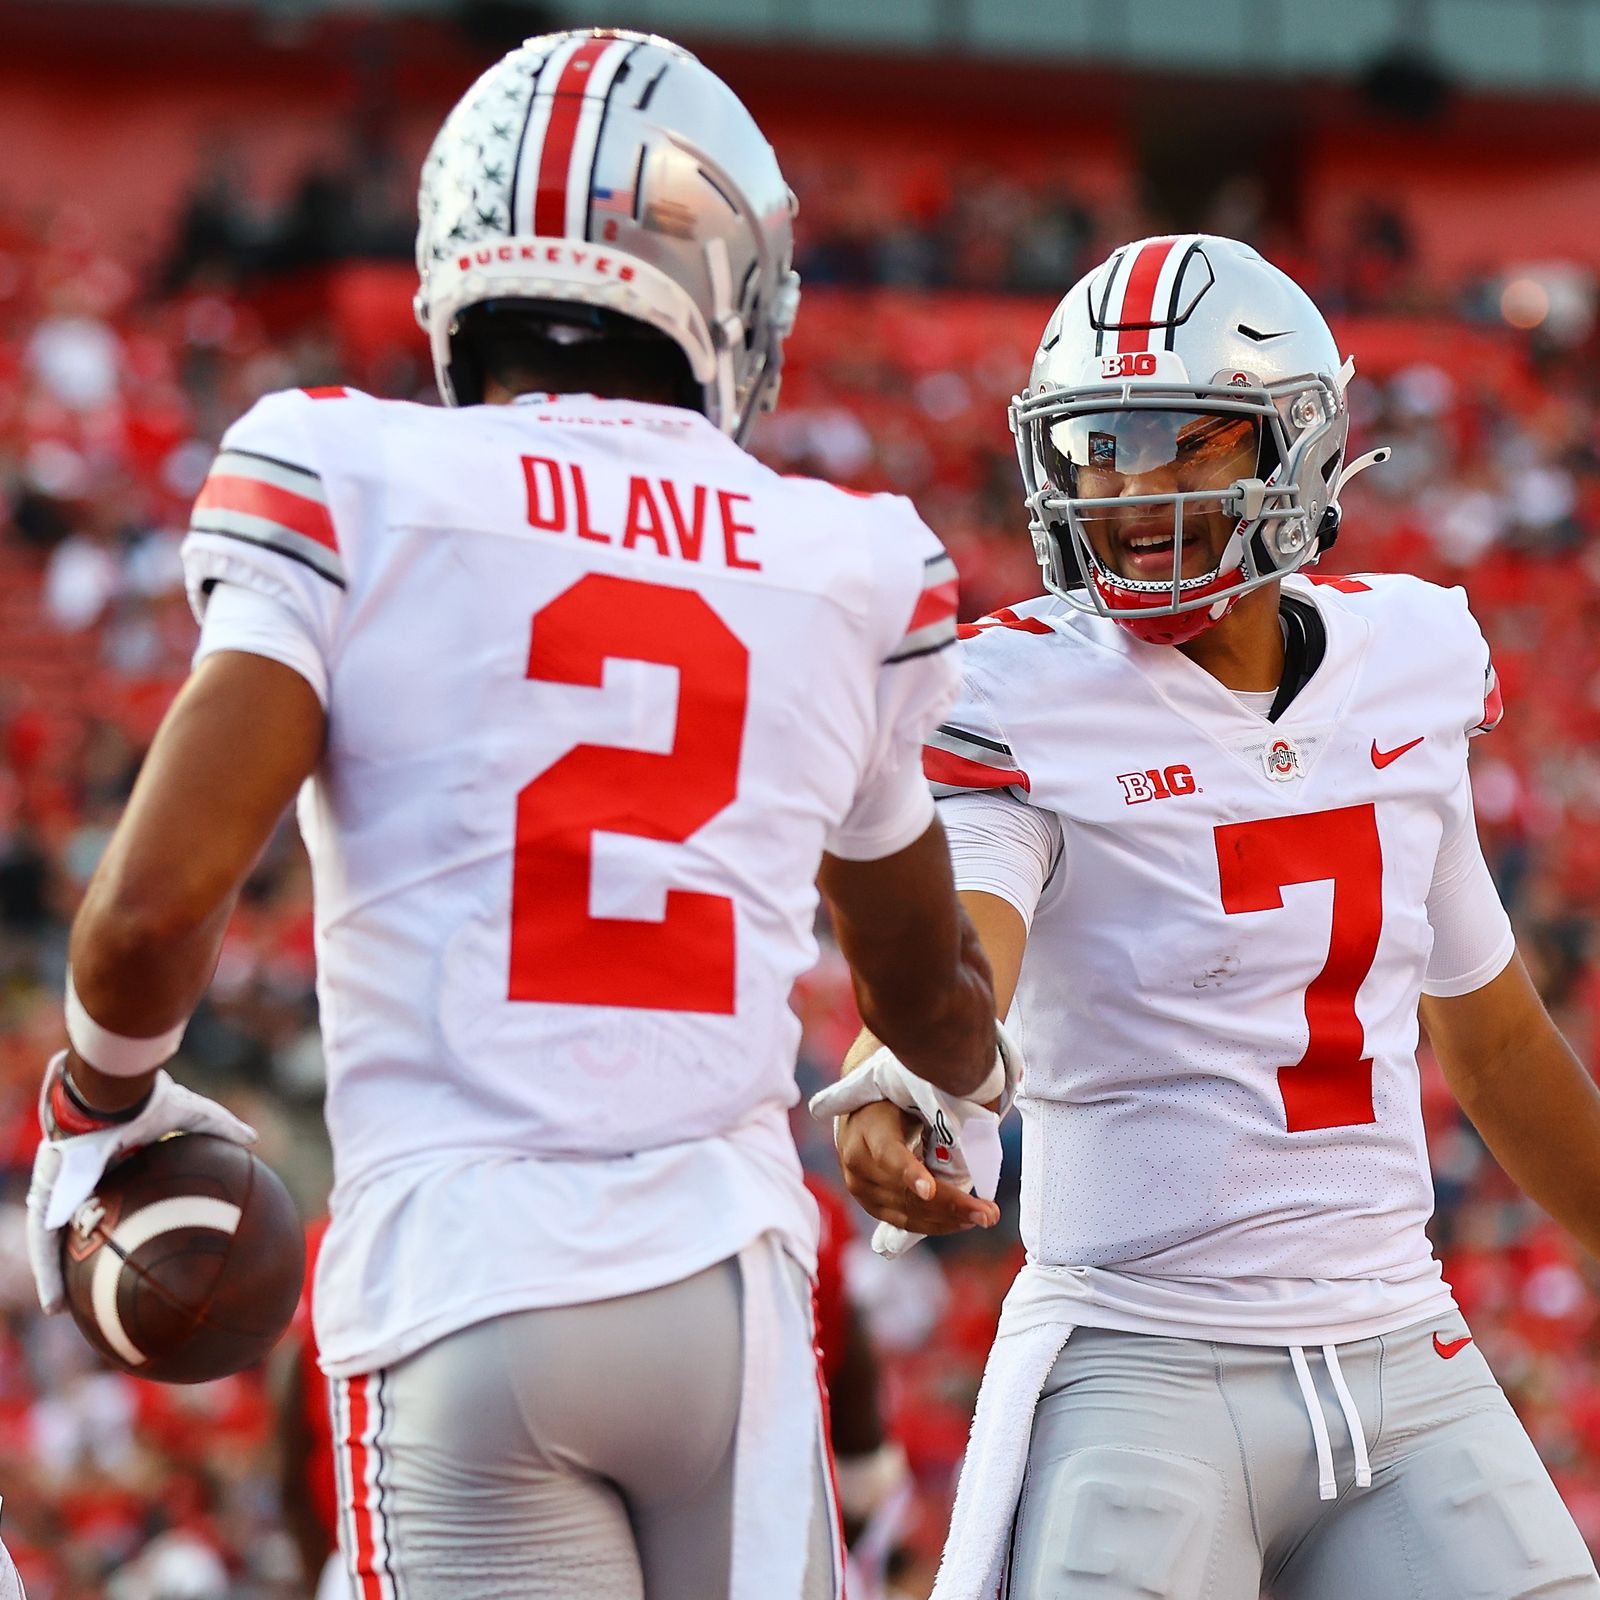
xmin=26 ymin=1050 xmax=257 ymax=1315
xmin=834 ymin=1101 xmax=1000 ymax=1241
xmin=810 ymin=1037 xmax=1010 ymax=1255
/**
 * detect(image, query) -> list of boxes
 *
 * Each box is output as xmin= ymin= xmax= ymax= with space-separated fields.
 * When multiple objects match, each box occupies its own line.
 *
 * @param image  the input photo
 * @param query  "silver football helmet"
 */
xmin=1011 ymin=234 xmax=1387 ymax=646
xmin=415 ymin=29 xmax=800 ymax=438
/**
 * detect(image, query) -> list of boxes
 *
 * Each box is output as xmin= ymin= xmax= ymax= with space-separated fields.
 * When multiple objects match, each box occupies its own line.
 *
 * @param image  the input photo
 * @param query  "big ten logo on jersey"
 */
xmin=1117 ymin=764 xmax=1198 ymax=805
xmin=522 ymin=457 xmax=762 ymax=571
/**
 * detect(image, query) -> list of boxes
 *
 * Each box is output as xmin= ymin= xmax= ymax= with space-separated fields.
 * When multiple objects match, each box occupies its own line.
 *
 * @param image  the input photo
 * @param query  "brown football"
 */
xmin=59 ymin=1133 xmax=305 ymax=1384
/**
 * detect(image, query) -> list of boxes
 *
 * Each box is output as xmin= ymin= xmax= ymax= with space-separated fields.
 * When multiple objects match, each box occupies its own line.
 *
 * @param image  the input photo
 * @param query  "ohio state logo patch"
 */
xmin=1262 ymin=736 xmax=1303 ymax=782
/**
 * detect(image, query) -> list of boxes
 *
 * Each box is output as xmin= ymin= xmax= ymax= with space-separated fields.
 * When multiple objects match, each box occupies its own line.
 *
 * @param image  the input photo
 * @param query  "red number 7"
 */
xmin=1215 ymin=804 xmax=1384 ymax=1132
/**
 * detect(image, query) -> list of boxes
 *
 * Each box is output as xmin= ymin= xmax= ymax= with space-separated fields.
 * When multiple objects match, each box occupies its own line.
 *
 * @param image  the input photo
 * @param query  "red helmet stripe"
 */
xmin=1116 ymin=235 xmax=1179 ymax=353
xmin=534 ymin=37 xmax=619 ymax=236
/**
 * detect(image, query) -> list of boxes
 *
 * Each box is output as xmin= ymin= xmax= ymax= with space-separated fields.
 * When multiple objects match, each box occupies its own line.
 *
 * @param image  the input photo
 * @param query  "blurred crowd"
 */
xmin=1 ymin=147 xmax=1600 ymax=1596
xmin=787 ymin=158 xmax=1437 ymax=321
xmin=164 ymin=138 xmax=1457 ymax=324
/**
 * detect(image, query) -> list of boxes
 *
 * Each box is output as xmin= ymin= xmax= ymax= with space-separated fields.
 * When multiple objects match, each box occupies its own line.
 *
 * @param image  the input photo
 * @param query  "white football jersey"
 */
xmin=181 ymin=387 xmax=959 ymax=1375
xmin=928 ymin=573 xmax=1511 ymax=1342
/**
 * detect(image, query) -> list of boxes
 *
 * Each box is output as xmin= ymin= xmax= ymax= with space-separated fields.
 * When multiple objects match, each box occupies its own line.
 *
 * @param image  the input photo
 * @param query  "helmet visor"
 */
xmin=1041 ymin=410 xmax=1262 ymax=505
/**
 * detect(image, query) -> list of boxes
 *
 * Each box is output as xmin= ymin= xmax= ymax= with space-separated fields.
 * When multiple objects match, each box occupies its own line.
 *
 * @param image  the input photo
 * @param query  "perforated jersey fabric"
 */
xmin=924 ymin=572 xmax=1512 ymax=1342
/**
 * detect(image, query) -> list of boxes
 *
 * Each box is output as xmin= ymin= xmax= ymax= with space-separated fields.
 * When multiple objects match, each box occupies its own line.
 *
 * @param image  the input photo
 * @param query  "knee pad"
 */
xmin=1008 ymin=1447 xmax=1233 ymax=1600
xmin=1397 ymin=1429 xmax=1600 ymax=1599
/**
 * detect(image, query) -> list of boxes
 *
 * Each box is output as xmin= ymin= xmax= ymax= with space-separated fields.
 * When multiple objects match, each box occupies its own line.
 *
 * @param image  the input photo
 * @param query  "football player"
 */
xmin=822 ymin=235 xmax=1600 ymax=1598
xmin=24 ymin=31 xmax=1005 ymax=1600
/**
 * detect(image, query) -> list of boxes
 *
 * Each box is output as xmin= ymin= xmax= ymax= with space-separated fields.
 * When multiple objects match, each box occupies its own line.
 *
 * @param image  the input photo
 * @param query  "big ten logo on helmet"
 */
xmin=1117 ymin=764 xmax=1198 ymax=805
xmin=1100 ymin=351 xmax=1158 ymax=379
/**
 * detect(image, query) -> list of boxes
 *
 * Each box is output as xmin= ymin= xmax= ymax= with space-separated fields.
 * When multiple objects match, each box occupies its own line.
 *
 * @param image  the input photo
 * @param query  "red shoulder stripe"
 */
xmin=958 ymin=607 xmax=1053 ymax=639
xmin=1304 ymin=574 xmax=1371 ymax=593
xmin=923 ymin=746 xmax=1031 ymax=793
xmin=905 ymin=577 xmax=959 ymax=635
xmin=195 ymin=473 xmax=339 ymax=553
xmin=1478 ymin=668 xmax=1504 ymax=733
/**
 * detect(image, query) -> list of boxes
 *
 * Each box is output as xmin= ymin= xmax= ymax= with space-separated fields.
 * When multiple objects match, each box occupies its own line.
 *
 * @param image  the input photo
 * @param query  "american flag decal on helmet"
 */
xmin=923 ymin=724 xmax=1031 ymax=798
xmin=190 ymin=449 xmax=345 ymax=588
xmin=885 ymin=552 xmax=959 ymax=663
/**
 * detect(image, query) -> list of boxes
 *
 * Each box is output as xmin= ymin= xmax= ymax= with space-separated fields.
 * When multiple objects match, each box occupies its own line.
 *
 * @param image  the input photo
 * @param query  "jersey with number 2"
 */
xmin=180 ymin=387 xmax=958 ymax=1373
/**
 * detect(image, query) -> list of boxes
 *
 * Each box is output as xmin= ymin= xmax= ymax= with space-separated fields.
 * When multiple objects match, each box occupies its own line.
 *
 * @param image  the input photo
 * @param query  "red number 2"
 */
xmin=1215 ymin=804 xmax=1384 ymax=1132
xmin=509 ymin=573 xmax=748 ymax=1013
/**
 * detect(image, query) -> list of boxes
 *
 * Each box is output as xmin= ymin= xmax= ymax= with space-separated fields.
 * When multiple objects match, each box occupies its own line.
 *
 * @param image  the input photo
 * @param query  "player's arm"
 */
xmin=27 ymin=389 xmax=342 ymax=1316
xmin=1418 ymin=721 xmax=1600 ymax=1259
xmin=819 ymin=820 xmax=997 ymax=1100
xmin=67 ymin=652 xmax=326 ymax=1111
xmin=819 ymin=526 xmax=998 ymax=1097
xmin=71 ymin=388 xmax=342 ymax=1117
xmin=830 ymin=885 xmax=1025 ymax=1236
xmin=27 ymin=647 xmax=324 ymax=1313
xmin=1421 ymin=953 xmax=1600 ymax=1260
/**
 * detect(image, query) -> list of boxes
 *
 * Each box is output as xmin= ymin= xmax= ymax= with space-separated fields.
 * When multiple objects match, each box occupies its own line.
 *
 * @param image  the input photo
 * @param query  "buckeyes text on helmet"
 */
xmin=1011 ymin=234 xmax=1364 ymax=646
xmin=414 ymin=30 xmax=801 ymax=441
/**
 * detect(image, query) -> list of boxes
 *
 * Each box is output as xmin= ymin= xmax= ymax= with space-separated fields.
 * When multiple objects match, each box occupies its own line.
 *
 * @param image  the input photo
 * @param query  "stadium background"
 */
xmin=2 ymin=0 xmax=1599 ymax=1592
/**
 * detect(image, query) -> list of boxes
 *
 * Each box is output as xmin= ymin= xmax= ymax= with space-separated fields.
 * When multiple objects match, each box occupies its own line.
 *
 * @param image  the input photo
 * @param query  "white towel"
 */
xmin=730 ymin=1231 xmax=832 ymax=1600
xmin=931 ymin=1267 xmax=1080 ymax=1600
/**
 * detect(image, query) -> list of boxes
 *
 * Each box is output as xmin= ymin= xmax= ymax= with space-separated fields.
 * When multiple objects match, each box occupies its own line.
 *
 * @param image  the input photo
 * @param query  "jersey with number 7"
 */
xmin=180 ymin=385 xmax=961 ymax=1377
xmin=926 ymin=573 xmax=1509 ymax=1341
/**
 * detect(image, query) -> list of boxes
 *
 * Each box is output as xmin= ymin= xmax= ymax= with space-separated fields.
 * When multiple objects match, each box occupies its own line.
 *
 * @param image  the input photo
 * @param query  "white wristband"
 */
xmin=968 ymin=1052 xmax=1006 ymax=1106
xmin=64 ymin=970 xmax=187 ymax=1077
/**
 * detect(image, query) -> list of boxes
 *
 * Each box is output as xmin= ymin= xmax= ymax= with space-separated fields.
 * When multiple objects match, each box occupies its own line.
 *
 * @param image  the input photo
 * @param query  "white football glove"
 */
xmin=808 ymin=1025 xmax=1021 ymax=1257
xmin=26 ymin=1050 xmax=257 ymax=1315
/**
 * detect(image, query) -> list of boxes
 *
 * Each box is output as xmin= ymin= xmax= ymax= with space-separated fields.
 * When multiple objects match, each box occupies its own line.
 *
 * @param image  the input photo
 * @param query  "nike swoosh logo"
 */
xmin=1372 ymin=735 xmax=1425 ymax=769
xmin=1434 ymin=1333 xmax=1473 ymax=1359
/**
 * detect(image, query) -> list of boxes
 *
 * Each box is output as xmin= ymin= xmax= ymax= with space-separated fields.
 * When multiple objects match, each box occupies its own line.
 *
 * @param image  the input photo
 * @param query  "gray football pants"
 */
xmin=1004 ymin=1316 xmax=1599 ymax=1600
xmin=331 ymin=1255 xmax=841 ymax=1600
